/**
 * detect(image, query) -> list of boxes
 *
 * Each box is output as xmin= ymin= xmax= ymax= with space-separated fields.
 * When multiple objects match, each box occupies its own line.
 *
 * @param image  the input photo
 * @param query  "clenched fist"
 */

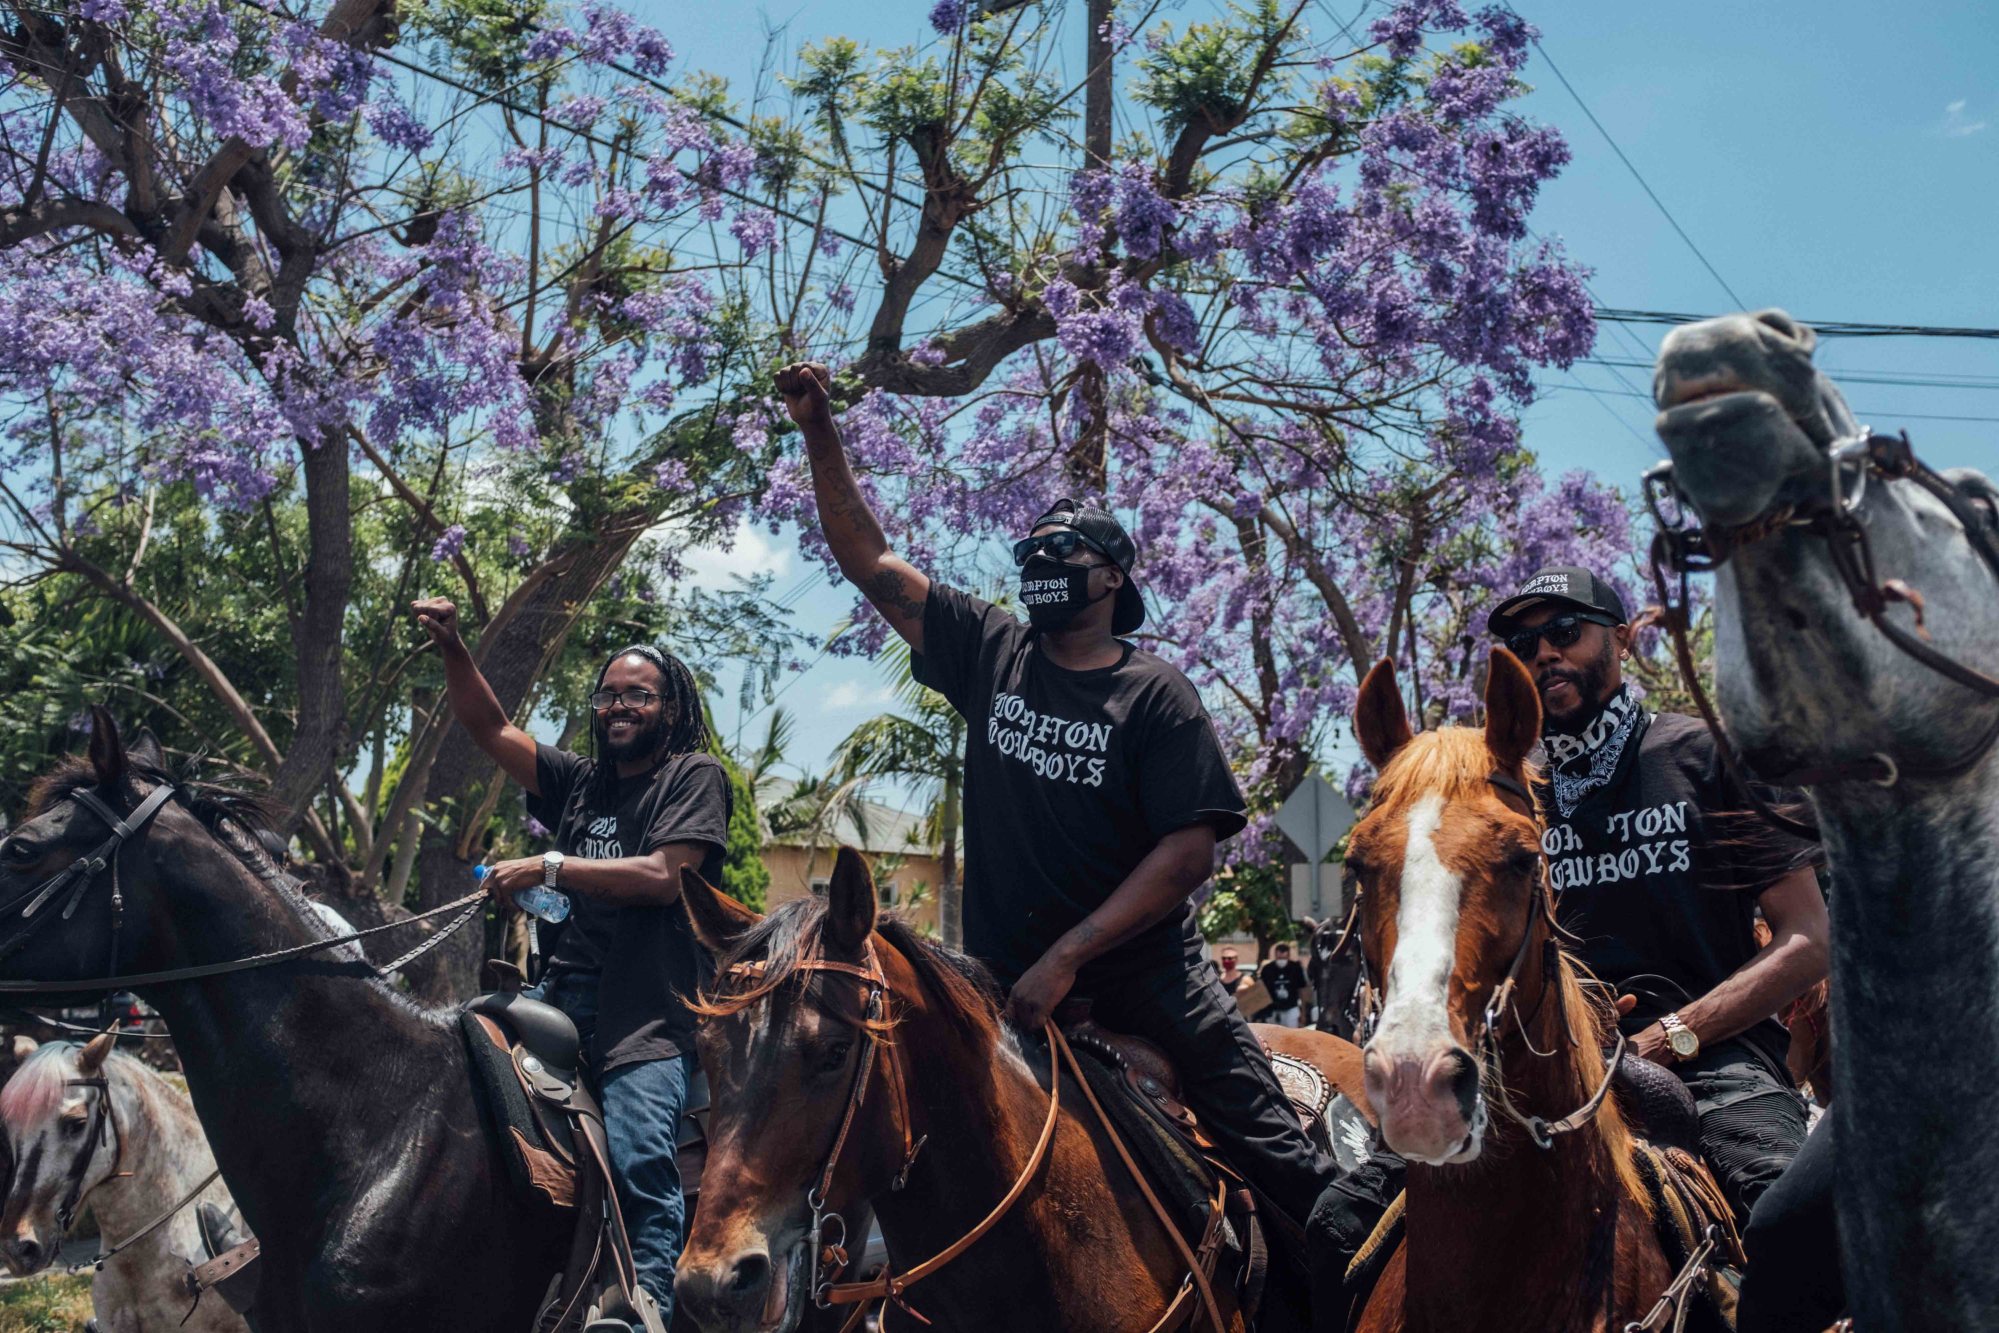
xmin=774 ymin=361 xmax=834 ymax=432
xmin=411 ymin=597 xmax=463 ymax=649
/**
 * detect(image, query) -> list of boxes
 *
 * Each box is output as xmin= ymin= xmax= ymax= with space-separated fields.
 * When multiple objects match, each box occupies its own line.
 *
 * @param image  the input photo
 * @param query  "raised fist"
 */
xmin=774 ymin=361 xmax=833 ymax=431
xmin=411 ymin=597 xmax=462 ymax=649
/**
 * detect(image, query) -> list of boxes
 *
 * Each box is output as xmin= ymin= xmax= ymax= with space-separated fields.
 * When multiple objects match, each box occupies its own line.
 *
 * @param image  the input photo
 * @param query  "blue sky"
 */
xmin=661 ymin=0 xmax=1999 ymax=805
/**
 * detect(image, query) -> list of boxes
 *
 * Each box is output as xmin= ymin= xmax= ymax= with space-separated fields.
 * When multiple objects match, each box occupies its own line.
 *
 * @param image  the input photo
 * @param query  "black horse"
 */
xmin=0 ymin=713 xmax=562 ymax=1331
xmin=1305 ymin=909 xmax=1365 ymax=1041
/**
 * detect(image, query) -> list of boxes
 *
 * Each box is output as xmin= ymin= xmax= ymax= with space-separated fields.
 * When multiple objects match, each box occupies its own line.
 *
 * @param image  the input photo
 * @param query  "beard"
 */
xmin=597 ymin=711 xmax=667 ymax=763
xmin=1537 ymin=635 xmax=1617 ymax=730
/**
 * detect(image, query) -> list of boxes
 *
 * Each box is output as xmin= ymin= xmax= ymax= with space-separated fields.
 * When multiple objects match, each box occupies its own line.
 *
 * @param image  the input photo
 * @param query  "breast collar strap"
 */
xmin=0 ymin=784 xmax=176 ymax=977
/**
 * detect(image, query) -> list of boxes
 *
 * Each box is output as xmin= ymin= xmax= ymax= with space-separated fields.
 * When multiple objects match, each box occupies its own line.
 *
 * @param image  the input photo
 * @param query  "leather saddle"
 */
xmin=460 ymin=985 xmax=666 ymax=1333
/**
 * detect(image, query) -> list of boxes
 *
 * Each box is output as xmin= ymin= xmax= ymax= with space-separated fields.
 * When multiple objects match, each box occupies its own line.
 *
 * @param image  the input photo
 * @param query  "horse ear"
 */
xmin=77 ymin=1033 xmax=114 ymax=1076
xmin=824 ymin=846 xmax=878 ymax=953
xmin=680 ymin=865 xmax=761 ymax=956
xmin=1484 ymin=647 xmax=1542 ymax=772
xmin=127 ymin=727 xmax=166 ymax=774
xmin=1354 ymin=659 xmax=1413 ymax=771
xmin=86 ymin=707 xmax=126 ymax=790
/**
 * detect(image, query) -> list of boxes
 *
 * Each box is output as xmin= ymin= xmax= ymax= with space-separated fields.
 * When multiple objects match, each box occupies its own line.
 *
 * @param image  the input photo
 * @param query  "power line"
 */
xmin=1586 ymin=356 xmax=1999 ymax=392
xmin=1528 ymin=33 xmax=1747 ymax=310
xmin=1593 ymin=308 xmax=1999 ymax=340
xmin=1544 ymin=381 xmax=1999 ymax=425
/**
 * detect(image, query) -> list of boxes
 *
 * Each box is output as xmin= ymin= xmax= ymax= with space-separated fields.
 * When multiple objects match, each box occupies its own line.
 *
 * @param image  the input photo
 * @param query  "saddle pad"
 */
xmin=1632 ymin=1142 xmax=1742 ymax=1333
xmin=1066 ymin=1038 xmax=1220 ymax=1243
xmin=460 ymin=1012 xmax=577 ymax=1211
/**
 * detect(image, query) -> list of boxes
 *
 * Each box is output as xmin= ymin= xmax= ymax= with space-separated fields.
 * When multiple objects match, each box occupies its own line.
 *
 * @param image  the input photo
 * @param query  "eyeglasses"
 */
xmin=1502 ymin=612 xmax=1617 ymax=661
xmin=589 ymin=688 xmax=660 ymax=711
xmin=1011 ymin=531 xmax=1108 ymax=566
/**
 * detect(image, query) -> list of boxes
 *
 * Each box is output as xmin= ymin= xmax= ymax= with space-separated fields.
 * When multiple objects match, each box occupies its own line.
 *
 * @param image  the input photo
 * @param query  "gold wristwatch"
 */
xmin=1659 ymin=1012 xmax=1700 ymax=1062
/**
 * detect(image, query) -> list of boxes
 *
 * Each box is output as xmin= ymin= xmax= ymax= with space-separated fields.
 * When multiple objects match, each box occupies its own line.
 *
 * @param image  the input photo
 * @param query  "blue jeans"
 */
xmin=524 ymin=973 xmax=694 ymax=1317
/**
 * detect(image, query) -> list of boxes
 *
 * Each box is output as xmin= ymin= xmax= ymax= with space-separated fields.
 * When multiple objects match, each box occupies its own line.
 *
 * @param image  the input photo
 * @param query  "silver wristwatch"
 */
xmin=541 ymin=849 xmax=564 ymax=889
xmin=1659 ymin=1011 xmax=1700 ymax=1062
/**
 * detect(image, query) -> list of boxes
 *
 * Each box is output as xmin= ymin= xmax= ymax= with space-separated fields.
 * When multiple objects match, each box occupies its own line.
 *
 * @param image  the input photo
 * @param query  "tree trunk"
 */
xmin=270 ymin=437 xmax=353 ymax=839
xmin=938 ymin=768 xmax=962 ymax=951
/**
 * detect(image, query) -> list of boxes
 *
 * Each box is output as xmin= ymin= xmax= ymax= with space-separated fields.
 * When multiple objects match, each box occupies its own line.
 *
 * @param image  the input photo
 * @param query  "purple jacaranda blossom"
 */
xmin=430 ymin=524 xmax=468 ymax=562
xmin=929 ymin=0 xmax=966 ymax=34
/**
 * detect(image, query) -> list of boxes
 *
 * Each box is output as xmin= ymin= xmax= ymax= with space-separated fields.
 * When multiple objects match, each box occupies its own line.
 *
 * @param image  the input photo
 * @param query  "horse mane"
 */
xmin=1373 ymin=725 xmax=1651 ymax=1216
xmin=694 ymin=895 xmax=1004 ymax=1049
xmin=0 ymin=1041 xmax=92 ymax=1129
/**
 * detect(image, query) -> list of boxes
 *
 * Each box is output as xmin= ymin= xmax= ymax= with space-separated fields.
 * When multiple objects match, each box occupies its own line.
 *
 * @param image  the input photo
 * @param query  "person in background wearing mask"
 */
xmin=413 ymin=600 xmax=725 ymax=1322
xmin=1258 ymin=942 xmax=1308 ymax=1028
xmin=775 ymin=360 xmax=1335 ymax=1239
xmin=1216 ymin=948 xmax=1250 ymax=999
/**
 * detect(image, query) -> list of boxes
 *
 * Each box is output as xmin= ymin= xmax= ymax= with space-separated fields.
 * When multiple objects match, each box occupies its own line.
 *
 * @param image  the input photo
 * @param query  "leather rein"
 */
xmin=1645 ymin=426 xmax=1999 ymax=838
xmin=723 ymin=942 xmax=1228 ymax=1331
xmin=0 ymin=780 xmax=486 ymax=996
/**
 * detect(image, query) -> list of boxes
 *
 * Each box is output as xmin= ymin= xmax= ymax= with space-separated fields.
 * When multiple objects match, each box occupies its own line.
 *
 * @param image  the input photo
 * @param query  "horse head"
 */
xmin=0 ymin=1034 xmax=119 ymax=1274
xmin=1348 ymin=649 xmax=1550 ymax=1165
xmin=675 ymin=847 xmax=949 ymax=1333
xmin=1652 ymin=308 xmax=1999 ymax=782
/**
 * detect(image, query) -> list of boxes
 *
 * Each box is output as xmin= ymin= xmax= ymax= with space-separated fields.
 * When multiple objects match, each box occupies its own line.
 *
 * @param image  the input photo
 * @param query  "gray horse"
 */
xmin=1650 ymin=309 xmax=1999 ymax=1333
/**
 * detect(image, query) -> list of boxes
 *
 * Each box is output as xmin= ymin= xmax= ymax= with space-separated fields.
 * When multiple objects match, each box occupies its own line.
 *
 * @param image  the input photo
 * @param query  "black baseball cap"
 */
xmin=1026 ymin=497 xmax=1146 ymax=634
xmin=1486 ymin=565 xmax=1629 ymax=637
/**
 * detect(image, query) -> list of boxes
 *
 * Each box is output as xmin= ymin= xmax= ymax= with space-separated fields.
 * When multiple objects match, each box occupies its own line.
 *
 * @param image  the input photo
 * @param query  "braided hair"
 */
xmin=587 ymin=644 xmax=711 ymax=806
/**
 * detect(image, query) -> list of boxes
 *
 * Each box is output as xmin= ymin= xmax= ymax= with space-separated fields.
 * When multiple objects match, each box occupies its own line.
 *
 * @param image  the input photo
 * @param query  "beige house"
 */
xmin=759 ymin=779 xmax=953 ymax=936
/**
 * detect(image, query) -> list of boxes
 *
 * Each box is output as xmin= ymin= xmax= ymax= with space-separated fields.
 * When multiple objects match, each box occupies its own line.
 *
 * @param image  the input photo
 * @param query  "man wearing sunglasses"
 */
xmin=414 ymin=600 xmax=725 ymax=1320
xmin=1486 ymin=566 xmax=1830 ymax=1222
xmin=776 ymin=361 xmax=1336 ymax=1240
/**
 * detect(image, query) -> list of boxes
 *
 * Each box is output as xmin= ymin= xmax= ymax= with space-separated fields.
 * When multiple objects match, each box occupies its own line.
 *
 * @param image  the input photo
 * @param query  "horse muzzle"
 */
xmin=1363 ymin=1044 xmax=1485 ymax=1166
xmin=1 ymin=1223 xmax=52 ymax=1277
xmin=676 ymin=1235 xmax=808 ymax=1333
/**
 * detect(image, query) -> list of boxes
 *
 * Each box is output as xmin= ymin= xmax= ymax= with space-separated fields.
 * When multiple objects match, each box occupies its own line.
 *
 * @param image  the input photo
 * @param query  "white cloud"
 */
xmin=677 ymin=516 xmax=795 ymax=590
xmin=1939 ymin=99 xmax=1987 ymax=138
xmin=824 ymin=680 xmax=896 ymax=710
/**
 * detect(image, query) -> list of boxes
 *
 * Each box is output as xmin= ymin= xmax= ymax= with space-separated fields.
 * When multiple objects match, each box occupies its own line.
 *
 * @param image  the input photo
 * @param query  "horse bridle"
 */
xmin=0 ymin=780 xmax=487 ymax=996
xmin=0 ymin=784 xmax=176 ymax=979
xmin=55 ymin=1071 xmax=124 ymax=1234
xmin=1646 ymin=426 xmax=1999 ymax=836
xmin=1357 ymin=771 xmax=1624 ymax=1151
xmin=720 ymin=943 xmax=925 ymax=1315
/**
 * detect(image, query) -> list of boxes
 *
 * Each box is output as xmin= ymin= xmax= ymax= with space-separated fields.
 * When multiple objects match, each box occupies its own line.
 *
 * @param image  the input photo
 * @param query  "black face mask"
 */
xmin=1019 ymin=555 xmax=1109 ymax=630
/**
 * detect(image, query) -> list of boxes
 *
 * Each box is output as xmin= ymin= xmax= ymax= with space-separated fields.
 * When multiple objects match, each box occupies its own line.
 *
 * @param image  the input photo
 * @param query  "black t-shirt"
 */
xmin=1539 ymin=711 xmax=1819 ymax=1070
xmin=912 ymin=584 xmax=1248 ymax=989
xmin=1259 ymin=960 xmax=1307 ymax=1008
xmin=526 ymin=746 xmax=728 ymax=1071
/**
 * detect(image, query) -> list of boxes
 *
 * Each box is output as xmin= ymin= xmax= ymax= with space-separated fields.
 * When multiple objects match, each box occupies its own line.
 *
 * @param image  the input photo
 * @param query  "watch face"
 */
xmin=1669 ymin=1028 xmax=1699 ymax=1057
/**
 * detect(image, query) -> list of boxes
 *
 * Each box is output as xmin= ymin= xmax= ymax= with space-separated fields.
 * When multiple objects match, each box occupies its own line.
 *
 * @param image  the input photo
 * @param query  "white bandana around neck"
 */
xmin=1543 ymin=684 xmax=1647 ymax=819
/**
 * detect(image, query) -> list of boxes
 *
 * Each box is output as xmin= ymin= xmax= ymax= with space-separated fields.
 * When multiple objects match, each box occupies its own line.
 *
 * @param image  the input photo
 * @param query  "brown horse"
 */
xmin=1347 ymin=649 xmax=1676 ymax=1333
xmin=670 ymin=847 xmax=1340 ymax=1333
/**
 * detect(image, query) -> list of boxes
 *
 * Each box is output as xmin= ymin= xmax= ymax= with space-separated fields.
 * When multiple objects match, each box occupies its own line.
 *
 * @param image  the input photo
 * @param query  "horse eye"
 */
xmin=817 ymin=1039 xmax=853 ymax=1073
xmin=1507 ymin=848 xmax=1540 ymax=878
xmin=59 ymin=1116 xmax=86 ymax=1136
xmin=0 ymin=838 xmax=37 ymax=863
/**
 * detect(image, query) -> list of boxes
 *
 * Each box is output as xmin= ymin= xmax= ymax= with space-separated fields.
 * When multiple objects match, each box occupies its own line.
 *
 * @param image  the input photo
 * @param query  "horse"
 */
xmin=1649 ymin=308 xmax=1999 ymax=1331
xmin=1344 ymin=649 xmax=1679 ymax=1332
xmin=670 ymin=844 xmax=1358 ymax=1333
xmin=0 ymin=714 xmax=565 ymax=1331
xmin=0 ymin=1033 xmax=247 ymax=1333
xmin=1307 ymin=910 xmax=1366 ymax=1041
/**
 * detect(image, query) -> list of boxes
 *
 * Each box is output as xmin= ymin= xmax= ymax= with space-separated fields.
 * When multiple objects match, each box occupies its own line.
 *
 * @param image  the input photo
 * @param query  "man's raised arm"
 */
xmin=775 ymin=362 xmax=930 ymax=652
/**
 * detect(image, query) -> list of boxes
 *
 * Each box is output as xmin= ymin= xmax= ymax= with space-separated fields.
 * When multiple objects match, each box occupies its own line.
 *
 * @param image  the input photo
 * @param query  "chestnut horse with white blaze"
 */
xmin=1347 ymin=649 xmax=1676 ymax=1333
xmin=672 ymin=847 xmax=1356 ymax=1333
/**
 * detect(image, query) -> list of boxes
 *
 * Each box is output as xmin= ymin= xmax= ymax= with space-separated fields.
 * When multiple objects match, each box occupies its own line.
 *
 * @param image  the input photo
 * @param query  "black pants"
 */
xmin=1085 ymin=959 xmax=1335 ymax=1226
xmin=1736 ymin=1113 xmax=1842 ymax=1333
xmin=1675 ymin=1039 xmax=1809 ymax=1220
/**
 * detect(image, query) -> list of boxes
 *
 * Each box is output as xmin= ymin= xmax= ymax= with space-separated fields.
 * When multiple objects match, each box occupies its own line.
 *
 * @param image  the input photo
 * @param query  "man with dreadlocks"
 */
xmin=413 ymin=598 xmax=726 ymax=1321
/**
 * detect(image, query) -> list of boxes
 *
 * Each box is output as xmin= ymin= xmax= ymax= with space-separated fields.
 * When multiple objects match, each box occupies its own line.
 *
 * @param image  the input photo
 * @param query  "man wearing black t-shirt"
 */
xmin=776 ymin=361 xmax=1333 ymax=1231
xmin=414 ymin=600 xmax=726 ymax=1319
xmin=1486 ymin=565 xmax=1831 ymax=1218
xmin=1259 ymin=943 xmax=1309 ymax=1027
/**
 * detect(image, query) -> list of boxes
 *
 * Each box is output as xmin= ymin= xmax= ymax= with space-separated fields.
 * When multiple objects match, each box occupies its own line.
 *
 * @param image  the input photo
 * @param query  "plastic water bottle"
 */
xmin=473 ymin=864 xmax=571 ymax=923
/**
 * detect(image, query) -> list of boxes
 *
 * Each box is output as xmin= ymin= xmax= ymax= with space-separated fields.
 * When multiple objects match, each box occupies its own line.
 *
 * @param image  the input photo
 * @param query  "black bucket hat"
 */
xmin=1027 ymin=498 xmax=1146 ymax=635
xmin=1486 ymin=565 xmax=1629 ymax=637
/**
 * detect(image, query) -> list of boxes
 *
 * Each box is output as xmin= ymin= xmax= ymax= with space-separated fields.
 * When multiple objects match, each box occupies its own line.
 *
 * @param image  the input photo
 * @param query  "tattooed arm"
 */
xmin=1005 ymin=823 xmax=1221 ymax=1030
xmin=775 ymin=361 xmax=931 ymax=652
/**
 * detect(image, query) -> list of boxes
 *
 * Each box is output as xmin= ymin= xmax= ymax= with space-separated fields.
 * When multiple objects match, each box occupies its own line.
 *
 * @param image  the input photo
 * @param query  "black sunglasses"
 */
xmin=589 ymin=688 xmax=660 ymax=710
xmin=1011 ymin=530 xmax=1110 ymax=566
xmin=1502 ymin=612 xmax=1617 ymax=661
